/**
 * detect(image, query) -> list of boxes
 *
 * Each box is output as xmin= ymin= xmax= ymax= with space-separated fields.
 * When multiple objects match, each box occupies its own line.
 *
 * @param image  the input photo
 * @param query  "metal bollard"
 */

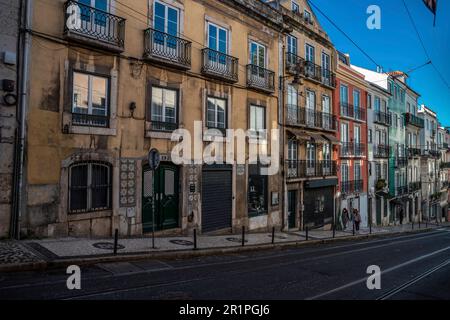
xmin=332 ymin=223 xmax=336 ymax=239
xmin=113 ymin=229 xmax=119 ymax=255
xmin=193 ymin=229 xmax=197 ymax=250
xmin=242 ymin=226 xmax=245 ymax=247
xmin=271 ymin=227 xmax=275 ymax=244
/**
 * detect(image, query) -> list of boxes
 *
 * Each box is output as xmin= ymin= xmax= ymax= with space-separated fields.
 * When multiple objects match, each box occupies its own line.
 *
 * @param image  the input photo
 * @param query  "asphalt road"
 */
xmin=1 ymin=228 xmax=449 ymax=300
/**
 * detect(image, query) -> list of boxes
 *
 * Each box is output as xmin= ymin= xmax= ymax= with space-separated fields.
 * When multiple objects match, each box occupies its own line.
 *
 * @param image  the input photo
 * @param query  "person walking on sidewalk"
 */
xmin=354 ymin=209 xmax=361 ymax=232
xmin=399 ymin=208 xmax=404 ymax=225
xmin=342 ymin=208 xmax=349 ymax=230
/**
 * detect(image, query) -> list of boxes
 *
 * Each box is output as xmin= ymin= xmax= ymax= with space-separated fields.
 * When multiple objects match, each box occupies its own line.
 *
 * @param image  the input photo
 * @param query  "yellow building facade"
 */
xmin=23 ymin=0 xmax=287 ymax=238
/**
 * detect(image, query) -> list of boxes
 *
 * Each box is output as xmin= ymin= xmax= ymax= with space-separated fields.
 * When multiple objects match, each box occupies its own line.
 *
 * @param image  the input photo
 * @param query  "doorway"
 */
xmin=288 ymin=190 xmax=297 ymax=229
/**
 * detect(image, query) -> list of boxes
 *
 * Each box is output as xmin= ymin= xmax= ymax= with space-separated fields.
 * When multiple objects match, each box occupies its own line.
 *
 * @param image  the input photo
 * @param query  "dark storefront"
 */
xmin=303 ymin=178 xmax=338 ymax=229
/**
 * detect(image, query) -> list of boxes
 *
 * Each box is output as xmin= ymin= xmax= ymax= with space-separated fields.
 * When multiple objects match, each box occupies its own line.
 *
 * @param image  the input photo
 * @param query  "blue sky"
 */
xmin=309 ymin=0 xmax=450 ymax=125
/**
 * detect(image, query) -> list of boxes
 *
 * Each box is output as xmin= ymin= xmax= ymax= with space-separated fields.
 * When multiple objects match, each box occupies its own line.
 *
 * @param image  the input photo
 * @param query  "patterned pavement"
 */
xmin=0 ymin=242 xmax=42 ymax=265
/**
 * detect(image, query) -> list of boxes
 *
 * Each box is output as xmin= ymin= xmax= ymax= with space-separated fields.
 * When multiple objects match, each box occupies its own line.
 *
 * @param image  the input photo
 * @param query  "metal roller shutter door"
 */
xmin=202 ymin=165 xmax=232 ymax=233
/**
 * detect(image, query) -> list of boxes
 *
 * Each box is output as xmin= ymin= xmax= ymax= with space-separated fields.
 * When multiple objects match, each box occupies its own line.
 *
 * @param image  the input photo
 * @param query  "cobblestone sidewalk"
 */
xmin=0 ymin=242 xmax=42 ymax=265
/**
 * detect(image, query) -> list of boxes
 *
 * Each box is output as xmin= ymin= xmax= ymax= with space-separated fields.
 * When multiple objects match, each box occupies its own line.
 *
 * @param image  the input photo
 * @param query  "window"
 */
xmin=304 ymin=9 xmax=312 ymax=24
xmin=69 ymin=162 xmax=112 ymax=213
xmin=72 ymin=71 xmax=109 ymax=127
xmin=305 ymin=43 xmax=315 ymax=63
xmin=321 ymin=52 xmax=331 ymax=83
xmin=288 ymin=139 xmax=297 ymax=161
xmin=154 ymin=1 xmax=179 ymax=37
xmin=353 ymin=90 xmax=360 ymax=113
xmin=340 ymin=84 xmax=348 ymax=106
xmin=207 ymin=97 xmax=226 ymax=130
xmin=208 ymin=22 xmax=228 ymax=54
xmin=368 ymin=129 xmax=373 ymax=143
xmin=248 ymin=164 xmax=268 ymax=216
xmin=79 ymin=0 xmax=109 ymax=26
xmin=355 ymin=162 xmax=362 ymax=182
xmin=249 ymin=104 xmax=265 ymax=133
xmin=367 ymin=93 xmax=372 ymax=109
xmin=291 ymin=1 xmax=300 ymax=13
xmin=306 ymin=90 xmax=316 ymax=126
xmin=341 ymin=163 xmax=349 ymax=182
xmin=287 ymin=35 xmax=297 ymax=55
xmin=374 ymin=96 xmax=380 ymax=111
xmin=250 ymin=41 xmax=266 ymax=68
xmin=151 ymin=87 xmax=177 ymax=131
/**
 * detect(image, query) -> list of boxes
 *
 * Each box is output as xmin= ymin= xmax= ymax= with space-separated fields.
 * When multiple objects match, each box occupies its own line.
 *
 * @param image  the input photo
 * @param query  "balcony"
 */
xmin=144 ymin=28 xmax=191 ymax=70
xmin=441 ymin=181 xmax=449 ymax=190
xmin=374 ymin=145 xmax=390 ymax=158
xmin=340 ymin=103 xmax=366 ymax=121
xmin=341 ymin=180 xmax=364 ymax=195
xmin=396 ymin=186 xmax=408 ymax=196
xmin=63 ymin=0 xmax=125 ymax=52
xmin=286 ymin=105 xmax=336 ymax=131
xmin=72 ymin=113 xmax=109 ymax=128
xmin=201 ymin=48 xmax=239 ymax=83
xmin=286 ymin=160 xmax=337 ymax=179
xmin=395 ymin=157 xmax=408 ymax=168
xmin=285 ymin=53 xmax=303 ymax=74
xmin=246 ymin=65 xmax=275 ymax=93
xmin=374 ymin=111 xmax=391 ymax=126
xmin=404 ymin=113 xmax=424 ymax=128
xmin=285 ymin=54 xmax=336 ymax=88
xmin=428 ymin=149 xmax=440 ymax=158
xmin=409 ymin=181 xmax=421 ymax=192
xmin=408 ymin=147 xmax=421 ymax=158
xmin=440 ymin=162 xmax=450 ymax=169
xmin=340 ymin=142 xmax=366 ymax=157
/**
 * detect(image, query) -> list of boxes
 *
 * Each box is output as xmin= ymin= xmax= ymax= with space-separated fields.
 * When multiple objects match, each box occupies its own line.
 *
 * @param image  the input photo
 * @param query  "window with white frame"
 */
xmin=249 ymin=104 xmax=266 ymax=133
xmin=151 ymin=87 xmax=178 ymax=131
xmin=72 ymin=71 xmax=109 ymax=127
xmin=291 ymin=1 xmax=300 ymax=13
xmin=206 ymin=97 xmax=226 ymax=130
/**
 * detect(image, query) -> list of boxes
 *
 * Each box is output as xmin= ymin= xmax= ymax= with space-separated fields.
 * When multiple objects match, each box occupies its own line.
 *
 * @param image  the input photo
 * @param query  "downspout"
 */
xmin=11 ymin=0 xmax=32 ymax=239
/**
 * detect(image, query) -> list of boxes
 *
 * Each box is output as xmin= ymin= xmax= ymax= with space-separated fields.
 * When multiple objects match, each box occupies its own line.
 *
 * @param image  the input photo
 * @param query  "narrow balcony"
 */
xmin=396 ymin=186 xmax=408 ymax=196
xmin=405 ymin=113 xmax=424 ymax=128
xmin=63 ymin=0 xmax=125 ymax=52
xmin=440 ymin=162 xmax=450 ymax=169
xmin=428 ymin=149 xmax=440 ymax=158
xmin=285 ymin=53 xmax=303 ymax=74
xmin=286 ymin=105 xmax=336 ymax=131
xmin=340 ymin=142 xmax=366 ymax=157
xmin=246 ymin=64 xmax=275 ymax=93
xmin=341 ymin=180 xmax=364 ymax=195
xmin=409 ymin=181 xmax=421 ymax=192
xmin=408 ymin=147 xmax=421 ymax=158
xmin=374 ymin=144 xmax=390 ymax=158
xmin=201 ymin=48 xmax=239 ymax=83
xmin=374 ymin=111 xmax=391 ymax=126
xmin=286 ymin=160 xmax=337 ymax=180
xmin=340 ymin=103 xmax=366 ymax=121
xmin=144 ymin=28 xmax=191 ymax=70
xmin=395 ymin=157 xmax=408 ymax=168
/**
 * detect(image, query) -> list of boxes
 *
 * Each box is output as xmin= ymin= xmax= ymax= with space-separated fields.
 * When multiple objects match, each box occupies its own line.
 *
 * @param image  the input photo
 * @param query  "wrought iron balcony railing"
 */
xmin=395 ymin=157 xmax=408 ymax=168
xmin=286 ymin=105 xmax=336 ymax=131
xmin=247 ymin=64 xmax=275 ymax=93
xmin=144 ymin=28 xmax=191 ymax=69
xmin=201 ymin=48 xmax=239 ymax=83
xmin=340 ymin=142 xmax=366 ymax=157
xmin=405 ymin=112 xmax=424 ymax=128
xmin=409 ymin=181 xmax=421 ymax=192
xmin=340 ymin=103 xmax=366 ymax=121
xmin=64 ymin=0 xmax=125 ymax=51
xmin=440 ymin=162 xmax=450 ymax=169
xmin=374 ymin=144 xmax=390 ymax=158
xmin=396 ymin=186 xmax=408 ymax=196
xmin=341 ymin=180 xmax=364 ymax=195
xmin=286 ymin=160 xmax=337 ymax=179
xmin=284 ymin=54 xmax=336 ymax=88
xmin=374 ymin=111 xmax=391 ymax=126
xmin=72 ymin=113 xmax=109 ymax=128
xmin=408 ymin=147 xmax=421 ymax=158
xmin=285 ymin=52 xmax=303 ymax=74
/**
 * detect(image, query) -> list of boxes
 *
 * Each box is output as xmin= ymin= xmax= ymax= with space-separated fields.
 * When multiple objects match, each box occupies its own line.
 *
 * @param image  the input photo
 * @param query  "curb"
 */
xmin=0 ymin=227 xmax=439 ymax=273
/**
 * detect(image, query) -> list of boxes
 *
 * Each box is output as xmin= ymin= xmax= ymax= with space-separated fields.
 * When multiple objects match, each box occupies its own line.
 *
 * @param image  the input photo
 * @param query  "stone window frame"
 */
xmin=63 ymin=61 xmax=118 ymax=136
xmin=247 ymin=98 xmax=268 ymax=142
xmin=149 ymin=0 xmax=186 ymax=35
xmin=201 ymin=88 xmax=232 ymax=141
xmin=59 ymin=151 xmax=119 ymax=223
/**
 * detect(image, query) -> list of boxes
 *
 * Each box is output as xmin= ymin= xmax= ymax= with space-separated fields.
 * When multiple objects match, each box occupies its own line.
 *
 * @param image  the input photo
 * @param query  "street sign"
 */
xmin=148 ymin=148 xmax=161 ymax=171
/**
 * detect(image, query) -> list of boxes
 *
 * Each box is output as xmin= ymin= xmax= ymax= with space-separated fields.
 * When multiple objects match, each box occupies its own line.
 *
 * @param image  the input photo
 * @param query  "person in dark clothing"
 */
xmin=354 ymin=209 xmax=361 ymax=231
xmin=399 ymin=208 xmax=404 ymax=225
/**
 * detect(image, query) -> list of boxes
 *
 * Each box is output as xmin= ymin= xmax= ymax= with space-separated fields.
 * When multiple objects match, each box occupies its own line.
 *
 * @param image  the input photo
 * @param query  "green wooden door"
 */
xmin=142 ymin=164 xmax=179 ymax=232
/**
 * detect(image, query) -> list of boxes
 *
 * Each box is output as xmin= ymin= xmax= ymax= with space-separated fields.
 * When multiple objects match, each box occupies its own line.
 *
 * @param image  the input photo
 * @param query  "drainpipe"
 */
xmin=11 ymin=0 xmax=32 ymax=239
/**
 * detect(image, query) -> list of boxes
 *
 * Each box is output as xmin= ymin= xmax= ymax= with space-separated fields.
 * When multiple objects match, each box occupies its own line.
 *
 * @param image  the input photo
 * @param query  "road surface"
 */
xmin=1 ymin=228 xmax=449 ymax=300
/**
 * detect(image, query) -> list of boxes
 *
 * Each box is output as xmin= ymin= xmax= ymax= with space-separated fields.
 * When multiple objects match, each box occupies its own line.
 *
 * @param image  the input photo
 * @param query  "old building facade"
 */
xmin=280 ymin=0 xmax=339 ymax=230
xmin=334 ymin=53 xmax=368 ymax=228
xmin=19 ymin=0 xmax=287 ymax=238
